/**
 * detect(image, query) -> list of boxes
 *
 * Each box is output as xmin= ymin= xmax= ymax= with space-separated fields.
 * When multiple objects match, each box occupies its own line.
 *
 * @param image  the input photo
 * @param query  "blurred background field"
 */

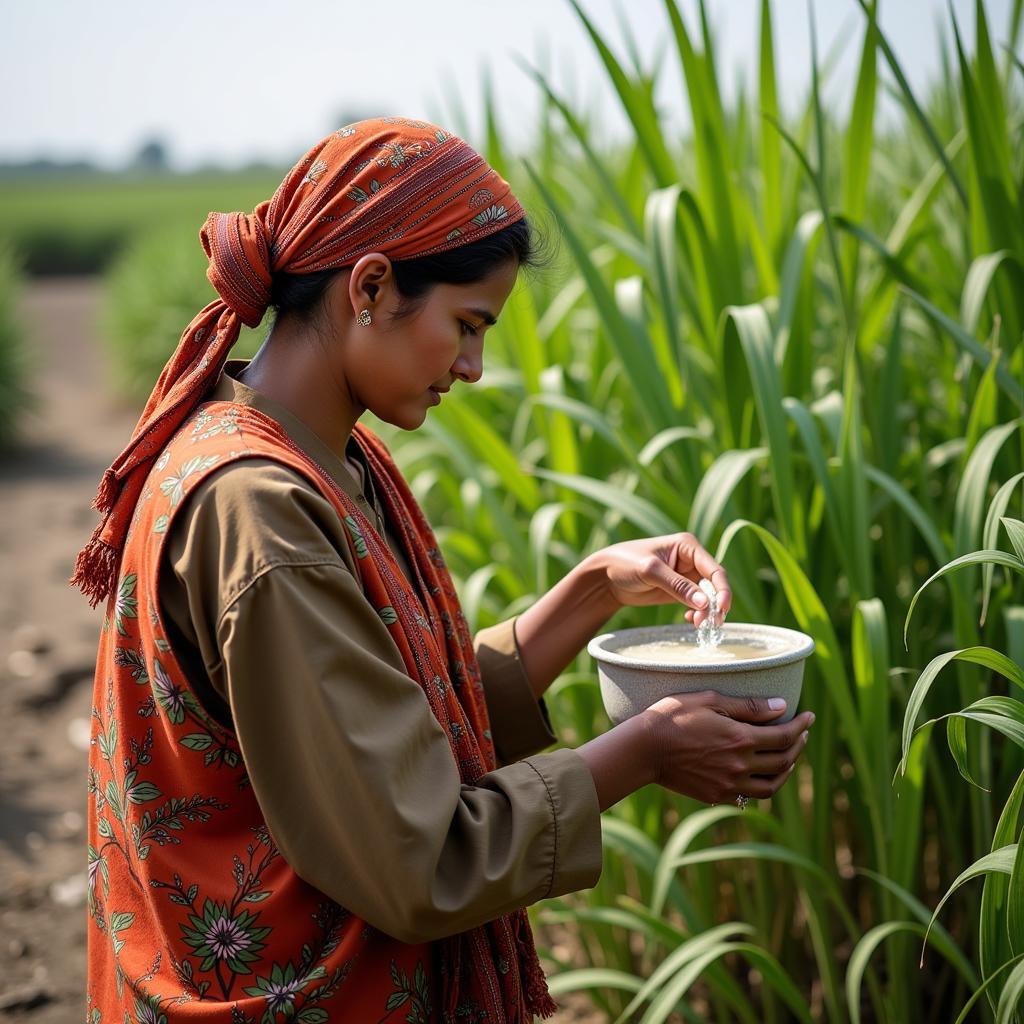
xmin=2 ymin=1 xmax=1023 ymax=1021
xmin=0 ymin=171 xmax=281 ymax=276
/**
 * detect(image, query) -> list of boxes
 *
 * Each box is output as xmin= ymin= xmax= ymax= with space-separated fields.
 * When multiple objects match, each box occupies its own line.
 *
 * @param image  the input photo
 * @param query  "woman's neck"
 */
xmin=237 ymin=323 xmax=364 ymax=462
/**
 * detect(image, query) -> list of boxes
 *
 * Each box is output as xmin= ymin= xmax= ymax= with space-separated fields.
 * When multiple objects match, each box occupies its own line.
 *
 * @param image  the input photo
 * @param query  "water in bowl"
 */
xmin=614 ymin=636 xmax=792 ymax=664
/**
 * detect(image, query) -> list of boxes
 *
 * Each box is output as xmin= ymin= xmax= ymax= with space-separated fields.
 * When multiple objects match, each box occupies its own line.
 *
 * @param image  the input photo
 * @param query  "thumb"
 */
xmin=643 ymin=559 xmax=708 ymax=611
xmin=710 ymin=693 xmax=788 ymax=722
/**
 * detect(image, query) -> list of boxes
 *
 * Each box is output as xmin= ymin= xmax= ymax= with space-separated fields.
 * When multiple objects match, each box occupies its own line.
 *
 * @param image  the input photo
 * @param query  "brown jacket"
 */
xmin=155 ymin=360 xmax=603 ymax=943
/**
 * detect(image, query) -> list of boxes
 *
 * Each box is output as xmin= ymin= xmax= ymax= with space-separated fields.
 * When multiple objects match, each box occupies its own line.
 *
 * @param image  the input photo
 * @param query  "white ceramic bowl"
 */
xmin=587 ymin=623 xmax=815 ymax=725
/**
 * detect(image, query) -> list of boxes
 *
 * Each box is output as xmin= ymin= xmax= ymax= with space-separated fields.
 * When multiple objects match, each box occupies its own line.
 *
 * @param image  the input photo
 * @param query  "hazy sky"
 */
xmin=2 ymin=0 xmax=1016 ymax=171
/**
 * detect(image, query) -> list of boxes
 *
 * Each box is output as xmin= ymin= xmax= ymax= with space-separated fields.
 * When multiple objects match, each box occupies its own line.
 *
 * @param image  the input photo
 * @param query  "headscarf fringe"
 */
xmin=92 ymin=468 xmax=119 ymax=514
xmin=69 ymin=526 xmax=119 ymax=609
xmin=525 ymin=970 xmax=559 ymax=1019
xmin=515 ymin=910 xmax=559 ymax=1019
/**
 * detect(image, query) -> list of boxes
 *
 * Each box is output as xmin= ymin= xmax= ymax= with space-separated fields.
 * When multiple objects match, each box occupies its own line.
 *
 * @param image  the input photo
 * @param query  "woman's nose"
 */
xmin=452 ymin=345 xmax=483 ymax=384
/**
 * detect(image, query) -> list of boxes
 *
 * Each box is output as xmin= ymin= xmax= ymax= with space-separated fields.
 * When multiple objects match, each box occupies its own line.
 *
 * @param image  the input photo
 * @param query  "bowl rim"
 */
xmin=587 ymin=622 xmax=815 ymax=674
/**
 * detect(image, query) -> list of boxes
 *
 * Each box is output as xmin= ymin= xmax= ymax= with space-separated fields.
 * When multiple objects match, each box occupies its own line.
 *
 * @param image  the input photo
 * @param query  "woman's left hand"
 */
xmin=591 ymin=533 xmax=732 ymax=627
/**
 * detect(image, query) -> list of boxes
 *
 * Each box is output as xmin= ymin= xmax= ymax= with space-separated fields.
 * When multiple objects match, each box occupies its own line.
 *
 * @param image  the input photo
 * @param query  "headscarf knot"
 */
xmin=200 ymin=206 xmax=273 ymax=328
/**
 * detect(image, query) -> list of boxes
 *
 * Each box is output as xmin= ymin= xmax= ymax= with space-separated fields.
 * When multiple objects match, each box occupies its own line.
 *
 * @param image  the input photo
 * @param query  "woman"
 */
xmin=74 ymin=118 xmax=815 ymax=1024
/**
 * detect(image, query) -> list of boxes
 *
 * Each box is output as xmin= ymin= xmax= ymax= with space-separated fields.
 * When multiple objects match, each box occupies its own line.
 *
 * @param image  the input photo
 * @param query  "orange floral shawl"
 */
xmin=86 ymin=400 xmax=557 ymax=1023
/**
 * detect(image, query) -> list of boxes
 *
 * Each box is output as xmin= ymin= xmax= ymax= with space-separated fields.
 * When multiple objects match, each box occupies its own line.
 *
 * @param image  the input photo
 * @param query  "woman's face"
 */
xmin=337 ymin=254 xmax=520 ymax=430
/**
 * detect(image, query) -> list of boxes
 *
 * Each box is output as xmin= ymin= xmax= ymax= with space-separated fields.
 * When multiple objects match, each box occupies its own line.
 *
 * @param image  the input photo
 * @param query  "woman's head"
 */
xmin=208 ymin=116 xmax=541 ymax=430
xmin=73 ymin=116 xmax=537 ymax=605
xmin=264 ymin=216 xmax=542 ymax=429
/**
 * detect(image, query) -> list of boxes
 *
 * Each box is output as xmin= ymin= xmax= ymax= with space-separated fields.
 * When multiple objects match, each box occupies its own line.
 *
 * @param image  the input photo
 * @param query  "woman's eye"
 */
xmin=459 ymin=320 xmax=478 ymax=337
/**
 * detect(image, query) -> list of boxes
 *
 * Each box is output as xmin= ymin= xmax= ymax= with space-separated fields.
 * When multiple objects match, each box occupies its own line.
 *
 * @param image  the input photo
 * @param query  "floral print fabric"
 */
xmin=86 ymin=400 xmax=556 ymax=1023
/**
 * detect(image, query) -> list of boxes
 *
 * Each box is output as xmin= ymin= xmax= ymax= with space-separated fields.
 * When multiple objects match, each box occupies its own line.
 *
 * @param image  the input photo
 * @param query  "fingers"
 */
xmin=733 ymin=716 xmax=813 ymax=807
xmin=741 ymin=764 xmax=796 ymax=800
xmin=676 ymin=565 xmax=732 ymax=619
xmin=749 ymin=728 xmax=809 ymax=773
xmin=748 ymin=711 xmax=816 ymax=751
xmin=705 ymin=566 xmax=732 ymax=616
xmin=639 ymin=533 xmax=734 ymax=617
xmin=639 ymin=556 xmax=710 ymax=612
xmin=708 ymin=692 xmax=796 ymax=724
xmin=681 ymin=540 xmax=732 ymax=615
xmin=739 ymin=735 xmax=809 ymax=802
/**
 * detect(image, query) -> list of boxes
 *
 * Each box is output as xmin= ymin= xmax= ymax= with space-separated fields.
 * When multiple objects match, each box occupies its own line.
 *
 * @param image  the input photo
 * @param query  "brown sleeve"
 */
xmin=160 ymin=462 xmax=603 ymax=943
xmin=158 ymin=458 xmax=360 ymax=729
xmin=160 ymin=461 xmax=555 ymax=768
xmin=473 ymin=618 xmax=557 ymax=766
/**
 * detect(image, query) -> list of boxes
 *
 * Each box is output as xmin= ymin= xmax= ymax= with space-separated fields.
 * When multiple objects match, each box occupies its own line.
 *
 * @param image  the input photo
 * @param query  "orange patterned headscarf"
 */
xmin=72 ymin=116 xmax=524 ymax=606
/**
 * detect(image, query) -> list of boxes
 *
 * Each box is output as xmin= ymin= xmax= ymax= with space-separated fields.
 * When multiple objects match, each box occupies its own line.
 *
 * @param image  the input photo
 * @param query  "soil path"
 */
xmin=1 ymin=278 xmax=137 ymax=1020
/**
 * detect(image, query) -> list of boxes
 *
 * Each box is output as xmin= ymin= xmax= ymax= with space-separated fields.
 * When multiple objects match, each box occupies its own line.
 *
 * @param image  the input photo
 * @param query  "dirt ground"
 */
xmin=0 ymin=279 xmax=600 ymax=1022
xmin=1 ymin=278 xmax=137 ymax=1021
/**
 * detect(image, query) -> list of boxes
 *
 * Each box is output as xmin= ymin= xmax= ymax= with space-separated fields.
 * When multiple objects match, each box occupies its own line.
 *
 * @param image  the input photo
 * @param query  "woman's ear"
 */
xmin=348 ymin=253 xmax=393 ymax=315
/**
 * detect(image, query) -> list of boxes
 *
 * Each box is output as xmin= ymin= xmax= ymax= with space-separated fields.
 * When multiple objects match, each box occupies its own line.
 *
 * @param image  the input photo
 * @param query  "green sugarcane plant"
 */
xmin=898 ymin=511 xmax=1024 ymax=1021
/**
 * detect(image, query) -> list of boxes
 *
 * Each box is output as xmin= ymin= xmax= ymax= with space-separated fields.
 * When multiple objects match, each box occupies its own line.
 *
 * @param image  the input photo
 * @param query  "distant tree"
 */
xmin=131 ymin=137 xmax=170 ymax=173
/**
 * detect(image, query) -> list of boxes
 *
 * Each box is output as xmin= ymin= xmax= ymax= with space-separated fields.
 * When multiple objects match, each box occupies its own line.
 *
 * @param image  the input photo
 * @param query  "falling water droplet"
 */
xmin=696 ymin=578 xmax=723 ymax=648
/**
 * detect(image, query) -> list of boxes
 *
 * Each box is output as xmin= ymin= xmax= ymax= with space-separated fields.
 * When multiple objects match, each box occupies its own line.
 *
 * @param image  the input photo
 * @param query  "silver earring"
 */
xmin=356 ymin=308 xmax=372 ymax=327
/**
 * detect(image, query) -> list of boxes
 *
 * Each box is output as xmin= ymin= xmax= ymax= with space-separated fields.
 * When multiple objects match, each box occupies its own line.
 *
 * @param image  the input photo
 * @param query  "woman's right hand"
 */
xmin=575 ymin=691 xmax=814 ymax=812
xmin=641 ymin=691 xmax=814 ymax=804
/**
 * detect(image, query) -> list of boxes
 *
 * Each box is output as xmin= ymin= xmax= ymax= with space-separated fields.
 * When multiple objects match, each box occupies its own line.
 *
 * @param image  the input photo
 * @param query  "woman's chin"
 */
xmin=375 ymin=404 xmax=429 ymax=432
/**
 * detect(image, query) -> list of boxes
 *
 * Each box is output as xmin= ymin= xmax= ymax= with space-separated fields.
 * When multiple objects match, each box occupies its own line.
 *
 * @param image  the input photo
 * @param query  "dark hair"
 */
xmin=268 ymin=216 xmax=547 ymax=327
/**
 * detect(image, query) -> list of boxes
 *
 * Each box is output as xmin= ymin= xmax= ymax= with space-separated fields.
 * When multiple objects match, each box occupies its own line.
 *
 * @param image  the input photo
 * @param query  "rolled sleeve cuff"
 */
xmin=520 ymin=748 xmax=604 ymax=898
xmin=474 ymin=616 xmax=557 ymax=765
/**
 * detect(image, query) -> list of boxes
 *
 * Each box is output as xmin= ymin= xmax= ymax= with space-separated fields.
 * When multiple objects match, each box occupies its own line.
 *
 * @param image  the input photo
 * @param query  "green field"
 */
xmin=0 ymin=170 xmax=282 ymax=275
